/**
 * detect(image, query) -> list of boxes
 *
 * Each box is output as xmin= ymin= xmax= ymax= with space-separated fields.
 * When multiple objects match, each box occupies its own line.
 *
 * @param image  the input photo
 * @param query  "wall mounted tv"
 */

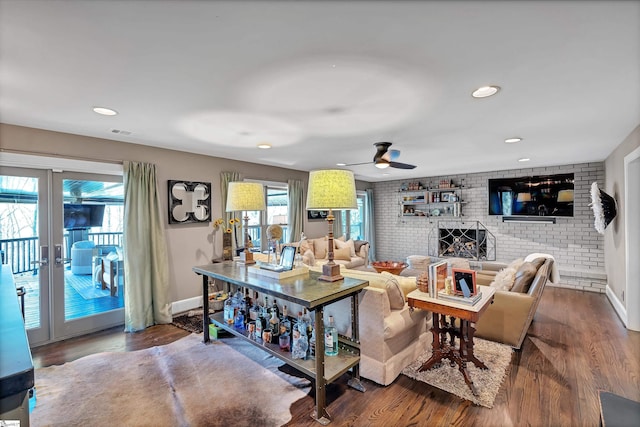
xmin=488 ymin=173 xmax=574 ymax=217
xmin=63 ymin=204 xmax=105 ymax=229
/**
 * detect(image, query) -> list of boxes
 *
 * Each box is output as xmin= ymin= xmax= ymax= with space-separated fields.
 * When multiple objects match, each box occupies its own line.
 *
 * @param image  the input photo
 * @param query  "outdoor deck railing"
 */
xmin=1 ymin=232 xmax=123 ymax=274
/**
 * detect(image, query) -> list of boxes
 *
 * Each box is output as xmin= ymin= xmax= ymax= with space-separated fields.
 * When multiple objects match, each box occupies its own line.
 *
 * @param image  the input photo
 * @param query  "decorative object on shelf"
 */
xmin=431 ymin=208 xmax=440 ymax=216
xmin=213 ymin=217 xmax=239 ymax=260
xmin=306 ymin=169 xmax=358 ymax=281
xmin=226 ymin=182 xmax=266 ymax=265
xmin=417 ymin=271 xmax=429 ymax=293
xmin=371 ymin=260 xmax=408 ymax=275
xmin=589 ymin=182 xmax=617 ymax=234
xmin=168 ymin=180 xmax=212 ymax=224
xmin=266 ymin=224 xmax=283 ymax=264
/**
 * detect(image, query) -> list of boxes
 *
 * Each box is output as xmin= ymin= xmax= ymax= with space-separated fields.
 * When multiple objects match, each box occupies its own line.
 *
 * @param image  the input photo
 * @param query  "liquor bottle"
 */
xmin=280 ymin=305 xmax=291 ymax=335
xmin=309 ymin=327 xmax=316 ymax=358
xmin=255 ymin=310 xmax=264 ymax=340
xmin=223 ymin=294 xmax=235 ymax=324
xmin=303 ymin=308 xmax=313 ymax=339
xmin=234 ymin=307 xmax=245 ymax=329
xmin=291 ymin=324 xmax=308 ymax=360
xmin=271 ymin=299 xmax=280 ymax=318
xmin=324 ymin=315 xmax=338 ymax=356
xmin=269 ymin=310 xmax=280 ymax=343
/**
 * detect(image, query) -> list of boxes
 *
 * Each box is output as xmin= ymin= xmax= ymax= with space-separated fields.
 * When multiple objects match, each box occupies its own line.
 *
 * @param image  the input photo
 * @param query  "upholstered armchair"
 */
xmin=70 ymin=240 xmax=96 ymax=275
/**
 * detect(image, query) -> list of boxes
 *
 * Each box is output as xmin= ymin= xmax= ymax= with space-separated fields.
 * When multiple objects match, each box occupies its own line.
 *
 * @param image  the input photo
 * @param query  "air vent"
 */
xmin=111 ymin=129 xmax=132 ymax=136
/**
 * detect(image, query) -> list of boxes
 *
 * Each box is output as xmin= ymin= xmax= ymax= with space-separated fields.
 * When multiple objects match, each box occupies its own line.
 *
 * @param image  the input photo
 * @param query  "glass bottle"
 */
xmin=223 ymin=294 xmax=235 ymax=324
xmin=324 ymin=315 xmax=338 ymax=356
xmin=309 ymin=326 xmax=316 ymax=358
xmin=269 ymin=310 xmax=280 ymax=343
xmin=292 ymin=324 xmax=308 ymax=360
xmin=271 ymin=299 xmax=280 ymax=318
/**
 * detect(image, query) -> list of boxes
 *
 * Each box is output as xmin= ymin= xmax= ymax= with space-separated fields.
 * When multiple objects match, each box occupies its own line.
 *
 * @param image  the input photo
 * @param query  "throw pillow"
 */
xmin=313 ymin=238 xmax=327 ymax=259
xmin=511 ymin=262 xmax=538 ymax=293
xmin=299 ymin=239 xmax=313 ymax=254
xmin=335 ymin=238 xmax=356 ymax=257
xmin=394 ymin=274 xmax=418 ymax=298
xmin=334 ymin=246 xmax=352 ymax=261
xmin=372 ymin=272 xmax=405 ymax=310
xmin=302 ymin=249 xmax=315 ymax=266
xmin=490 ymin=267 xmax=518 ymax=291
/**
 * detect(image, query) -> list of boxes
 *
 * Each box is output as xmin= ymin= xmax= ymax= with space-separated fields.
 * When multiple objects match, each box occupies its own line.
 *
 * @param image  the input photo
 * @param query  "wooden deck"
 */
xmin=14 ymin=267 xmax=124 ymax=330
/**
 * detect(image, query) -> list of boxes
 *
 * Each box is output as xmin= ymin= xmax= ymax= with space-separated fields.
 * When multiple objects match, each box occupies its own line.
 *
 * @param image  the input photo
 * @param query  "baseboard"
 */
xmin=171 ymin=295 xmax=203 ymax=316
xmin=606 ymin=285 xmax=628 ymax=327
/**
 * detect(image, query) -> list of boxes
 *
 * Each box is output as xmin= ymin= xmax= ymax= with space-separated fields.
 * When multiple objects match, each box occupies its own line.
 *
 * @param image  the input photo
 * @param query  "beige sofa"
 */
xmin=474 ymin=256 xmax=554 ymax=349
xmin=300 ymin=236 xmax=369 ymax=269
xmin=310 ymin=265 xmax=431 ymax=386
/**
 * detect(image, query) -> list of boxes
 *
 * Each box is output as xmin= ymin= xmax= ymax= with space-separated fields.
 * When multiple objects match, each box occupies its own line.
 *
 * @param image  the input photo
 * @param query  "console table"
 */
xmin=0 ymin=264 xmax=34 ymax=426
xmin=407 ymin=285 xmax=495 ymax=396
xmin=193 ymin=262 xmax=368 ymax=425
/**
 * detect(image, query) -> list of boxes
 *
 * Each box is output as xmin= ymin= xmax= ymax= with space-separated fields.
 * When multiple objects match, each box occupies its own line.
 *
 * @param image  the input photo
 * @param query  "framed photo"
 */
xmin=307 ymin=210 xmax=328 ymax=220
xmin=441 ymin=192 xmax=453 ymax=202
xmin=279 ymin=245 xmax=296 ymax=271
xmin=451 ymin=268 xmax=477 ymax=297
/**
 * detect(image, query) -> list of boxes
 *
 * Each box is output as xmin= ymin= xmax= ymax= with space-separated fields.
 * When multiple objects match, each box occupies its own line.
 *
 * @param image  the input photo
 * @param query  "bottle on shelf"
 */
xmin=271 ymin=299 xmax=280 ymax=318
xmin=324 ymin=315 xmax=339 ymax=356
xmin=291 ymin=324 xmax=308 ymax=360
xmin=280 ymin=305 xmax=291 ymax=336
xmin=223 ymin=294 xmax=235 ymax=325
xmin=309 ymin=326 xmax=316 ymax=358
xmin=269 ymin=310 xmax=280 ymax=343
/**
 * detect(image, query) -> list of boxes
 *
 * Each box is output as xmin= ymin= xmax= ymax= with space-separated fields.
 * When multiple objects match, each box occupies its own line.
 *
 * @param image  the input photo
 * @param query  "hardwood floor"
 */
xmin=31 ymin=287 xmax=640 ymax=426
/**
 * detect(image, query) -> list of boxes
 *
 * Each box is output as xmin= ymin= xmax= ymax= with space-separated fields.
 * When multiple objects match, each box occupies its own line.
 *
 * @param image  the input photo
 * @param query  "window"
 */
xmin=341 ymin=191 xmax=366 ymax=240
xmin=245 ymin=182 xmax=289 ymax=252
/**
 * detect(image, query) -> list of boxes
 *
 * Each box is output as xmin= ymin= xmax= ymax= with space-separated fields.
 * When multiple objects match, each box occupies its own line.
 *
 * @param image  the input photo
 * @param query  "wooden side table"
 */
xmin=407 ymin=286 xmax=496 ymax=396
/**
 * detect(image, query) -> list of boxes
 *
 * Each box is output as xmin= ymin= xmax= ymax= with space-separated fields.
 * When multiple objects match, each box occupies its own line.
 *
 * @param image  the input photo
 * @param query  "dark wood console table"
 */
xmin=193 ymin=262 xmax=368 ymax=425
xmin=407 ymin=286 xmax=495 ymax=396
xmin=1 ymin=264 xmax=34 ymax=426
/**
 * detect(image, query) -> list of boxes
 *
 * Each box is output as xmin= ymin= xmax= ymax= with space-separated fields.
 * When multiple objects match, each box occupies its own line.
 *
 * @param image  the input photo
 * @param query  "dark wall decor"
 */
xmin=168 ymin=180 xmax=212 ymax=224
xmin=307 ymin=210 xmax=328 ymax=220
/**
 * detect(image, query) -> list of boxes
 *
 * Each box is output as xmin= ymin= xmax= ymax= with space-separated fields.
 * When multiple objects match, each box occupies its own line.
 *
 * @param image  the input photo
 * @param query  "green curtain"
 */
xmin=220 ymin=171 xmax=241 ymax=249
xmin=365 ymin=188 xmax=376 ymax=262
xmin=123 ymin=161 xmax=171 ymax=332
xmin=287 ymin=179 xmax=304 ymax=243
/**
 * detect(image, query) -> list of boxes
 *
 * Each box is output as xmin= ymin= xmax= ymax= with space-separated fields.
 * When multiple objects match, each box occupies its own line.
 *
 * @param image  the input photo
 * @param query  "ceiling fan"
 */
xmin=347 ymin=142 xmax=417 ymax=169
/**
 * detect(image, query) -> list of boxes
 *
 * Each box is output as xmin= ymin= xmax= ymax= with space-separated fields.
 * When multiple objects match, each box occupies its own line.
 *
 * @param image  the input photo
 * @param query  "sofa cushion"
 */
xmin=335 ymin=238 xmax=356 ymax=257
xmin=376 ymin=272 xmax=405 ymax=309
xmin=511 ymin=258 xmax=545 ymax=293
xmin=490 ymin=258 xmax=525 ymax=291
xmin=313 ymin=238 xmax=328 ymax=259
xmin=334 ymin=246 xmax=352 ymax=261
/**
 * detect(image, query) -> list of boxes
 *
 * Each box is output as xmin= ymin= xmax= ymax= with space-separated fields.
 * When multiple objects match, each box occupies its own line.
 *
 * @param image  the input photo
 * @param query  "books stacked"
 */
xmin=428 ymin=261 xmax=448 ymax=298
xmin=437 ymin=291 xmax=483 ymax=306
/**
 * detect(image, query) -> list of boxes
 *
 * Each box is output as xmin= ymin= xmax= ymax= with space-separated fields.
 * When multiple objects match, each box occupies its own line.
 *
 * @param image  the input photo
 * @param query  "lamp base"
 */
xmin=319 ymin=263 xmax=343 ymax=282
xmin=237 ymin=251 xmax=256 ymax=265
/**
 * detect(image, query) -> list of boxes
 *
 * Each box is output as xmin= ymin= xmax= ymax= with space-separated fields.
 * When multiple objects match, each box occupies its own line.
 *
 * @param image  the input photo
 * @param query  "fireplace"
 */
xmin=439 ymin=227 xmax=488 ymax=260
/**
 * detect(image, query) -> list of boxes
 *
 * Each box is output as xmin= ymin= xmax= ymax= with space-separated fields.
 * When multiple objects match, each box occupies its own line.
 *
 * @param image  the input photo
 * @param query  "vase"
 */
xmin=222 ymin=232 xmax=233 ymax=260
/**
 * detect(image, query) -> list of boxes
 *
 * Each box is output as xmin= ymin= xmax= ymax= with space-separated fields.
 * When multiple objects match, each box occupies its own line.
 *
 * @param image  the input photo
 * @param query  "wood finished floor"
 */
xmin=31 ymin=286 xmax=640 ymax=427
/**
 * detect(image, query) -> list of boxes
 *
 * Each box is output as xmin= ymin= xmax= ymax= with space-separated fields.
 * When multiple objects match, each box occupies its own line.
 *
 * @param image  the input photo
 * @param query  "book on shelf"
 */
xmin=437 ymin=291 xmax=483 ymax=306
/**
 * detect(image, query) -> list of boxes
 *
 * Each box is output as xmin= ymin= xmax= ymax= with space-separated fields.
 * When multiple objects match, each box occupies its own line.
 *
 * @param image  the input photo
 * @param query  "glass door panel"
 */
xmin=0 ymin=168 xmax=50 ymax=346
xmin=51 ymin=172 xmax=124 ymax=338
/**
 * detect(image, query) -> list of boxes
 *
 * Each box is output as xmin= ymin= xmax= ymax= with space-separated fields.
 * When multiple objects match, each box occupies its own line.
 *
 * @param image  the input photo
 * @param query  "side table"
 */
xmin=407 ymin=285 xmax=496 ymax=396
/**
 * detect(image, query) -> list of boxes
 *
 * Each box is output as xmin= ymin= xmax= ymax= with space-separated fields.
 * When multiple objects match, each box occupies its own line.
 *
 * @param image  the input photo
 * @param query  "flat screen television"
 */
xmin=488 ymin=173 xmax=574 ymax=217
xmin=63 ymin=204 xmax=105 ymax=229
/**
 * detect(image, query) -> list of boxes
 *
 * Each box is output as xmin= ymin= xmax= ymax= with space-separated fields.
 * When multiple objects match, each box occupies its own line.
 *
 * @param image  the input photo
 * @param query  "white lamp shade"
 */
xmin=306 ymin=169 xmax=357 ymax=210
xmin=226 ymin=182 xmax=266 ymax=212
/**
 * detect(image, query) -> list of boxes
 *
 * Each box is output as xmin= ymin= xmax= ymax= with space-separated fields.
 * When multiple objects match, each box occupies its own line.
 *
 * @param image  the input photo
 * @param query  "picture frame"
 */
xmin=451 ymin=268 xmax=477 ymax=297
xmin=168 ymin=180 xmax=212 ymax=224
xmin=441 ymin=192 xmax=453 ymax=202
xmin=279 ymin=245 xmax=296 ymax=271
xmin=307 ymin=210 xmax=328 ymax=220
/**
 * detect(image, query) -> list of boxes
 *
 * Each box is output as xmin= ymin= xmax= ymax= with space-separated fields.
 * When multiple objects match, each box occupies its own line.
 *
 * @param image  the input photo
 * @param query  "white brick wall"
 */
xmin=373 ymin=162 xmax=607 ymax=292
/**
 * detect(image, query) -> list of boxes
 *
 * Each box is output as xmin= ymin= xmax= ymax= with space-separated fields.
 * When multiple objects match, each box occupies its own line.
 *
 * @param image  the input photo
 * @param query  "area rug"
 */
xmin=402 ymin=338 xmax=512 ymax=408
xmin=31 ymin=334 xmax=311 ymax=427
xmin=172 ymin=309 xmax=207 ymax=333
xmin=65 ymin=269 xmax=111 ymax=300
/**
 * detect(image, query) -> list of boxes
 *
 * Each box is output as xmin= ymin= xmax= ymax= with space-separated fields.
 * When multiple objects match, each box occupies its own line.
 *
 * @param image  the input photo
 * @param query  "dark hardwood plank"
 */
xmin=31 ymin=287 xmax=640 ymax=426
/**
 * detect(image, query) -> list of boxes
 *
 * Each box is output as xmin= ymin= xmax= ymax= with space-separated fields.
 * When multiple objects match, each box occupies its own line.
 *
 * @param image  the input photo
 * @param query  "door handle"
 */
xmin=54 ymin=244 xmax=71 ymax=265
xmin=32 ymin=245 xmax=49 ymax=266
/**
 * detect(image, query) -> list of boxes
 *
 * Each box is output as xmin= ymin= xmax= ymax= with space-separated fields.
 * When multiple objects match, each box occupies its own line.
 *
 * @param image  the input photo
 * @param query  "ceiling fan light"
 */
xmin=375 ymin=160 xmax=390 ymax=169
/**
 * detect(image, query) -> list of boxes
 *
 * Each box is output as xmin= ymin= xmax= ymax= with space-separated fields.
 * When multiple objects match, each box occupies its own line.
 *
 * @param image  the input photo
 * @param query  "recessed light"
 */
xmin=257 ymin=143 xmax=272 ymax=149
xmin=92 ymin=106 xmax=118 ymax=116
xmin=518 ymin=158 xmax=530 ymax=162
xmin=472 ymin=86 xmax=500 ymax=98
xmin=505 ymin=137 xmax=522 ymax=144
xmin=336 ymin=163 xmax=346 ymax=166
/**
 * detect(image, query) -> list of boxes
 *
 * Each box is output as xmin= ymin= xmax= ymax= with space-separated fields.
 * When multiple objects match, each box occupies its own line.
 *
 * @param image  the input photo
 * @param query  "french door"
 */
xmin=0 ymin=167 xmax=124 ymax=347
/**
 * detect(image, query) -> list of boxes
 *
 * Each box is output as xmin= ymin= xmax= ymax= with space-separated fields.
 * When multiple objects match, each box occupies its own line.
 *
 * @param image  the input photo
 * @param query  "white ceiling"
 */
xmin=1 ymin=0 xmax=638 ymax=182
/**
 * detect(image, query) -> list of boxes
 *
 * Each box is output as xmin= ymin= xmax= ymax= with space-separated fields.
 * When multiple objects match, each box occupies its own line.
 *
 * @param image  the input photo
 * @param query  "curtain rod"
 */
xmin=0 ymin=148 xmax=124 ymax=165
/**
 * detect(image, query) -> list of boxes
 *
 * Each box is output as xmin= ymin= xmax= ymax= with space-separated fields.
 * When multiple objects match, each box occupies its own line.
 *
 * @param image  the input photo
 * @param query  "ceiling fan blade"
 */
xmin=344 ymin=161 xmax=373 ymax=166
xmin=388 ymin=149 xmax=401 ymax=161
xmin=389 ymin=161 xmax=416 ymax=169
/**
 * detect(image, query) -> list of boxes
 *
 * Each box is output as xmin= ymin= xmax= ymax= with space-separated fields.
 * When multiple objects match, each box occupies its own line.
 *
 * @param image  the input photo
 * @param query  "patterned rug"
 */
xmin=172 ymin=310 xmax=207 ymax=333
xmin=402 ymin=338 xmax=513 ymax=408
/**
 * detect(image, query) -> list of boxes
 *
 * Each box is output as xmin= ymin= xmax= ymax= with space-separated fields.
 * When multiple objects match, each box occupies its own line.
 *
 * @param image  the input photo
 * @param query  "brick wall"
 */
xmin=373 ymin=162 xmax=607 ymax=292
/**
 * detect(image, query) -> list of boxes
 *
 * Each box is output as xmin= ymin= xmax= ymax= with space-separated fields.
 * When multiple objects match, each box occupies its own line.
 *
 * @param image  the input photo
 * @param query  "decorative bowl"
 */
xmin=371 ymin=261 xmax=408 ymax=275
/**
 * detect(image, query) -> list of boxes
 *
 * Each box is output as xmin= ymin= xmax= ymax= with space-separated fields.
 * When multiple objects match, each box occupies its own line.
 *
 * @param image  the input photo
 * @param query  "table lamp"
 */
xmin=306 ymin=169 xmax=357 ymax=281
xmin=226 ymin=182 xmax=266 ymax=265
